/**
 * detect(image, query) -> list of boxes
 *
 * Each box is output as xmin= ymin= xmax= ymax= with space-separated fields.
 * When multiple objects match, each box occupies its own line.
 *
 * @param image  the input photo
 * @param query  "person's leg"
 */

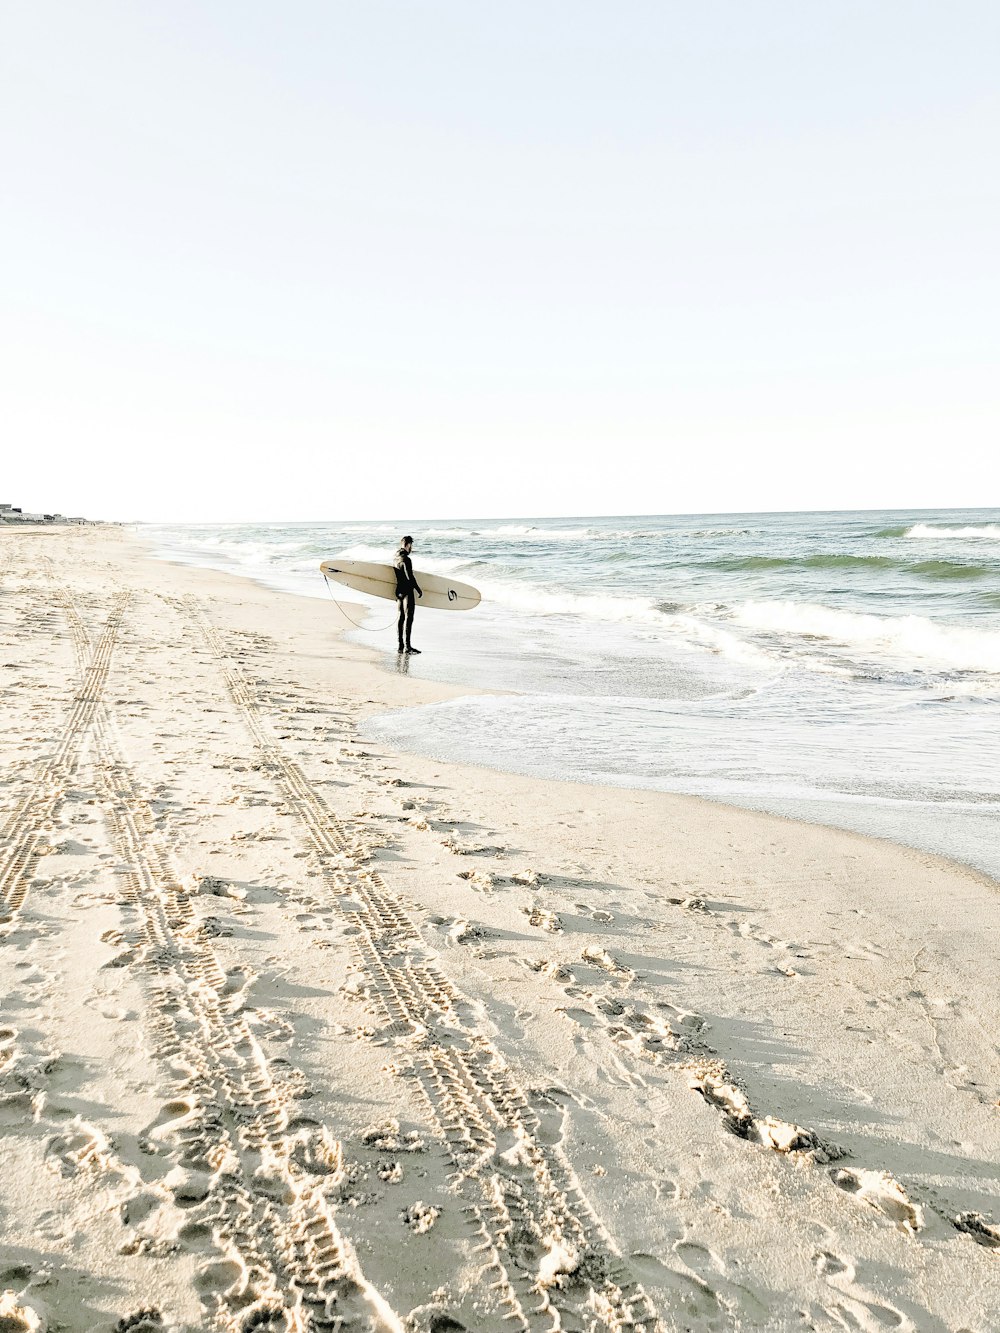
xmin=404 ymin=592 xmax=416 ymax=651
xmin=396 ymin=595 xmax=406 ymax=651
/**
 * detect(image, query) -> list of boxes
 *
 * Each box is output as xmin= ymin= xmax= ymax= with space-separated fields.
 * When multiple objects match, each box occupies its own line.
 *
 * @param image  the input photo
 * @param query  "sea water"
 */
xmin=145 ymin=510 xmax=1000 ymax=882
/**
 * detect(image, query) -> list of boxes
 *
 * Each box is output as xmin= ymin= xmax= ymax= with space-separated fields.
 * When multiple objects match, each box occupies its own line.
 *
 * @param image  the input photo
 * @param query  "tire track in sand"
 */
xmin=0 ymin=590 xmax=130 ymax=922
xmin=176 ymin=594 xmax=663 ymax=1333
xmin=58 ymin=589 xmax=403 ymax=1333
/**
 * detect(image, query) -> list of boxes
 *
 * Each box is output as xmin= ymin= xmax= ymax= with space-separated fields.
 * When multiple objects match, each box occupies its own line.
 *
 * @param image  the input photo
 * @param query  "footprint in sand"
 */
xmin=820 ymin=1293 xmax=914 ymax=1331
xmin=44 ymin=1117 xmax=114 ymax=1176
xmin=813 ymin=1249 xmax=854 ymax=1280
xmin=594 ymin=996 xmax=686 ymax=1064
xmin=146 ymin=1095 xmax=206 ymax=1159
xmin=194 ymin=1259 xmax=246 ymax=1298
xmin=813 ymin=1249 xmax=917 ymax=1331
xmin=559 ymin=1005 xmax=598 ymax=1031
xmin=829 ymin=1167 xmax=923 ymax=1233
xmin=164 ymin=1163 xmax=212 ymax=1208
xmin=628 ymin=1250 xmax=726 ymax=1326
xmin=456 ymin=868 xmax=494 ymax=893
xmin=523 ymin=904 xmax=562 ymax=933
xmin=86 ymin=997 xmax=137 ymax=1022
xmin=526 ymin=1087 xmax=572 ymax=1146
xmin=674 ymin=1240 xmax=771 ymax=1321
xmin=434 ymin=916 xmax=485 ymax=946
xmin=119 ymin=1189 xmax=162 ymax=1229
xmin=580 ymin=945 xmax=635 ymax=979
xmin=661 ymin=1175 xmax=687 ymax=1202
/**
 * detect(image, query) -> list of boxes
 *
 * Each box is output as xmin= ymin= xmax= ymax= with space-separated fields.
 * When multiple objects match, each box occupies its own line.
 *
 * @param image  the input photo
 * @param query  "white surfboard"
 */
xmin=320 ymin=559 xmax=481 ymax=612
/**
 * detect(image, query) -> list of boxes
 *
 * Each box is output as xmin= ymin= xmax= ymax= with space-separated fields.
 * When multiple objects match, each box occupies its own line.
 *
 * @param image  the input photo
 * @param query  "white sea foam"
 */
xmin=475 ymin=588 xmax=775 ymax=668
xmin=334 ymin=544 xmax=478 ymax=575
xmin=904 ymin=523 xmax=1000 ymax=540
xmin=480 ymin=582 xmax=665 ymax=623
xmin=337 ymin=544 xmax=976 ymax=675
xmin=335 ymin=546 xmax=666 ymax=619
xmin=164 ymin=534 xmax=305 ymax=562
xmin=329 ymin=545 xmax=776 ymax=667
xmin=422 ymin=524 xmax=659 ymax=541
xmin=335 ymin=543 xmax=403 ymax=562
xmin=732 ymin=600 xmax=1000 ymax=674
xmin=687 ymin=528 xmax=754 ymax=538
xmin=332 ymin=545 xmax=675 ymax=625
xmin=490 ymin=524 xmax=597 ymax=539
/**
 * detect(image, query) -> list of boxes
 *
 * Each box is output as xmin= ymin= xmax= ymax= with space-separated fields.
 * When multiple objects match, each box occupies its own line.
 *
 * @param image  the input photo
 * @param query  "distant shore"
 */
xmin=0 ymin=522 xmax=997 ymax=1331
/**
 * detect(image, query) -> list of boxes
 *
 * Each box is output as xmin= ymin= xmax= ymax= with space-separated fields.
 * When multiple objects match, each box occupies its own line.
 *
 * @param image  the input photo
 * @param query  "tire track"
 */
xmin=0 ymin=590 xmax=130 ymax=922
xmin=176 ymin=594 xmax=663 ymax=1332
xmin=57 ymin=590 xmax=403 ymax=1333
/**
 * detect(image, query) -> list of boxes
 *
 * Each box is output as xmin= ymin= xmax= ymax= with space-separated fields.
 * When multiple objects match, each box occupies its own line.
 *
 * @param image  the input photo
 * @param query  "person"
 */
xmin=393 ymin=535 xmax=423 ymax=654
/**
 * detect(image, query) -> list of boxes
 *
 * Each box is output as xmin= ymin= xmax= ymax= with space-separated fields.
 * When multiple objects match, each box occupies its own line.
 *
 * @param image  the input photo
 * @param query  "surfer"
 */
xmin=393 ymin=536 xmax=423 ymax=654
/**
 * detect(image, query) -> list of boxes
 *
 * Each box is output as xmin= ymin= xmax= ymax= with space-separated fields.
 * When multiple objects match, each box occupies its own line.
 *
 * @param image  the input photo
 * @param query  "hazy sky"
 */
xmin=2 ymin=2 xmax=998 ymax=521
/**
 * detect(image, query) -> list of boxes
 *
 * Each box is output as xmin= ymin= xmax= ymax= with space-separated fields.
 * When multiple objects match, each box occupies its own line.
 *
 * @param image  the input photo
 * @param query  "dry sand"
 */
xmin=0 ymin=524 xmax=998 ymax=1333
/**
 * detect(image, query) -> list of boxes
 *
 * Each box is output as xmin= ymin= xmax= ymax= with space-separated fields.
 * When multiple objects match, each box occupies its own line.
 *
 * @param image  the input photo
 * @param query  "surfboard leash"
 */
xmin=321 ymin=573 xmax=397 ymax=633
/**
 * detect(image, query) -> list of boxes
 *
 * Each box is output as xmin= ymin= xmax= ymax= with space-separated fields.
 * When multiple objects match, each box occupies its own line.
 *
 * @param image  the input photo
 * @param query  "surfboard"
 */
xmin=320 ymin=559 xmax=481 ymax=612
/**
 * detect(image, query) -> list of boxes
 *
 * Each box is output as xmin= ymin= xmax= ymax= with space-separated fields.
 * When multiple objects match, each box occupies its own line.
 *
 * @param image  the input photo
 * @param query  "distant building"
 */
xmin=0 ymin=504 xmax=95 ymax=525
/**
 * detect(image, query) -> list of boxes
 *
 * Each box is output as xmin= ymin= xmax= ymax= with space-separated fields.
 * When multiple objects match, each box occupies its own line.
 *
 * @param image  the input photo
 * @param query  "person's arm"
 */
xmin=405 ymin=552 xmax=422 ymax=597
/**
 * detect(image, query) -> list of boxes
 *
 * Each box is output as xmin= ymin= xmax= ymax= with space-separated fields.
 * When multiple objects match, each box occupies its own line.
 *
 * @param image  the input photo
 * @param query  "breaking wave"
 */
xmin=731 ymin=600 xmax=1000 ymax=674
xmin=879 ymin=523 xmax=1000 ymax=541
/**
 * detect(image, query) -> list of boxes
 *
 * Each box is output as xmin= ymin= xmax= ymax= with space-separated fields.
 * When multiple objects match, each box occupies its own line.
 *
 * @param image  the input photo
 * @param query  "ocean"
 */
xmin=145 ymin=509 xmax=1000 ymax=882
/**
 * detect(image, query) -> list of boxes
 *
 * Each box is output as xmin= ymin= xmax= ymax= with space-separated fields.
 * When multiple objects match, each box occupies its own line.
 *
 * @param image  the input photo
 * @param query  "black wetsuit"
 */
xmin=393 ymin=548 xmax=422 ymax=650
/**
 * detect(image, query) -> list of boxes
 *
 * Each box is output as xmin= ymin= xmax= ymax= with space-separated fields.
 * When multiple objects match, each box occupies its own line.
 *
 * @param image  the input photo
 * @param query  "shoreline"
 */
xmin=142 ymin=525 xmax=1000 ymax=891
xmin=1 ymin=523 xmax=998 ymax=1330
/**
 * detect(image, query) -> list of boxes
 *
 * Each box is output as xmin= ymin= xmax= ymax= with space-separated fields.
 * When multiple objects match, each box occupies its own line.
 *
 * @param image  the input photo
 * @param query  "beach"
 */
xmin=1 ymin=523 xmax=998 ymax=1331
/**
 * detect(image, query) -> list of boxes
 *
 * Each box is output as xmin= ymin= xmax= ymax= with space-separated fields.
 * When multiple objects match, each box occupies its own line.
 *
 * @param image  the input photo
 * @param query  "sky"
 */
xmin=2 ymin=2 xmax=998 ymax=522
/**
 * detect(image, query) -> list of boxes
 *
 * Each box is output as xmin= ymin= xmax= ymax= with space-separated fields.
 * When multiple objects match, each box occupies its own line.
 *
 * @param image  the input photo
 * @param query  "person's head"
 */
xmin=401 ymin=535 xmax=414 ymax=552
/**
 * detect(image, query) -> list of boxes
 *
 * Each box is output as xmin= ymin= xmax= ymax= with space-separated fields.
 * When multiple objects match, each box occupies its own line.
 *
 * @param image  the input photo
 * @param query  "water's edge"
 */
xmin=137 ymin=525 xmax=1000 ymax=887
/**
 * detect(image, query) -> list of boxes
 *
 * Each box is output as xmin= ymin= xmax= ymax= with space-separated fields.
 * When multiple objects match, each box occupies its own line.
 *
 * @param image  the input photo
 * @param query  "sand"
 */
xmin=0 ymin=524 xmax=998 ymax=1333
